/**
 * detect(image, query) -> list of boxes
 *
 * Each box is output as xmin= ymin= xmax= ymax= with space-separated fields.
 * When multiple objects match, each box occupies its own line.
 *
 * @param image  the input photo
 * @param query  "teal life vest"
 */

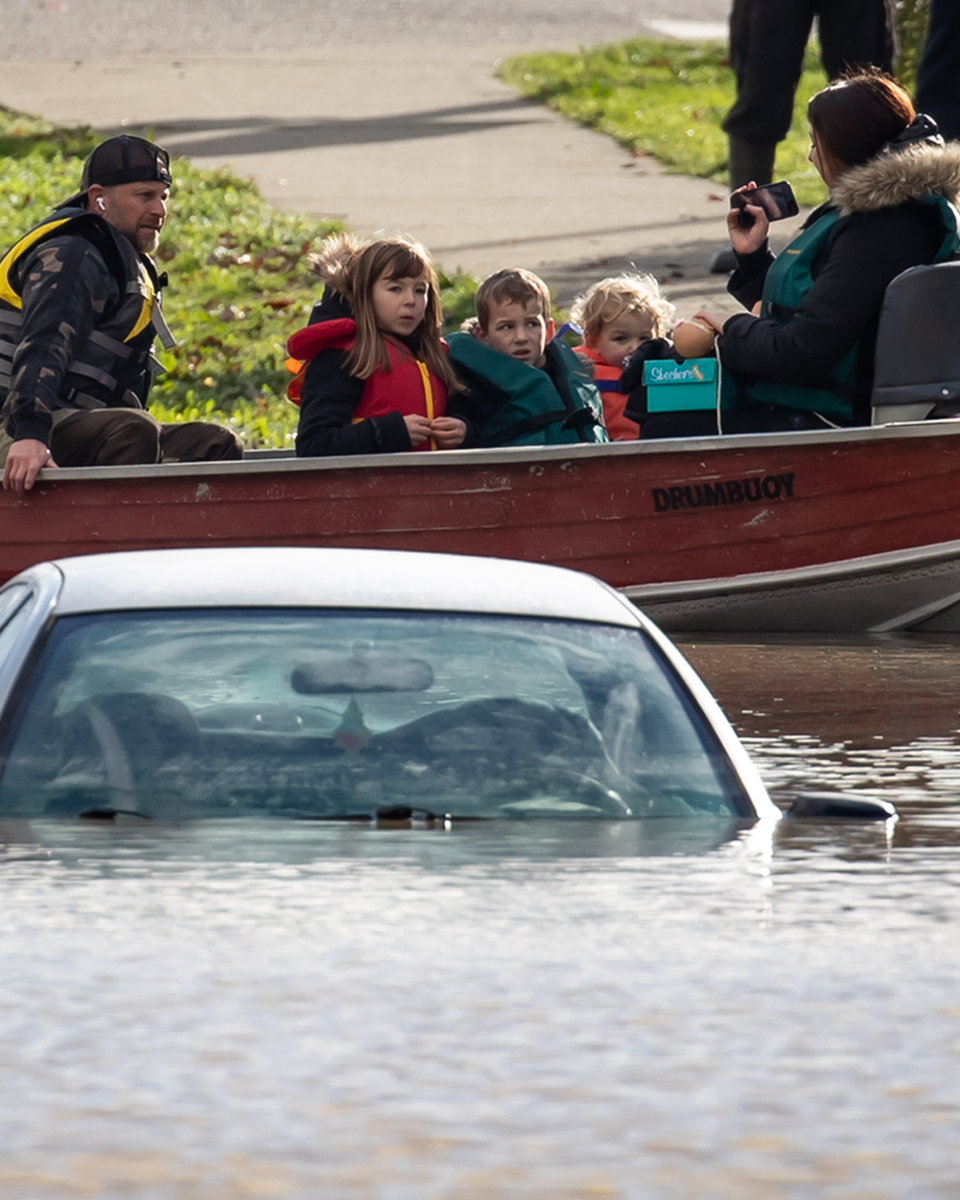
xmin=447 ymin=333 xmax=608 ymax=446
xmin=724 ymin=195 xmax=960 ymax=423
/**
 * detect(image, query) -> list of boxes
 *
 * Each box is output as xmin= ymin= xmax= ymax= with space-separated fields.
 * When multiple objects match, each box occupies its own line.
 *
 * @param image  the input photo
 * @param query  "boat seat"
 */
xmin=871 ymin=260 xmax=960 ymax=425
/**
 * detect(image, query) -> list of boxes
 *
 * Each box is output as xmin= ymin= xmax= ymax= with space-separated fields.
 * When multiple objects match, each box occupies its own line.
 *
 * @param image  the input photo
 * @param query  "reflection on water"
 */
xmin=0 ymin=637 xmax=959 ymax=1199
xmin=682 ymin=633 xmax=960 ymax=841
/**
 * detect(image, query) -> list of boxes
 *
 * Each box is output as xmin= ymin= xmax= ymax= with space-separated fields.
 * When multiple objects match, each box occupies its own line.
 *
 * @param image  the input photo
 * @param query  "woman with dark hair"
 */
xmin=695 ymin=72 xmax=960 ymax=431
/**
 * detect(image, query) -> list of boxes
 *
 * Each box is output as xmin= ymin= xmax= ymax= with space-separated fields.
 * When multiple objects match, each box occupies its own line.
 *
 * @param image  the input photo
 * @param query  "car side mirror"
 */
xmin=784 ymin=792 xmax=898 ymax=822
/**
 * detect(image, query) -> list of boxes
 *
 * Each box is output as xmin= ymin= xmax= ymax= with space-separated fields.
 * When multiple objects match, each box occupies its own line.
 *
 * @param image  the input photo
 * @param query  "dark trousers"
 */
xmin=916 ymin=0 xmax=960 ymax=143
xmin=640 ymin=406 xmax=840 ymax=439
xmin=50 ymin=408 xmax=243 ymax=466
xmin=723 ymin=0 xmax=896 ymax=146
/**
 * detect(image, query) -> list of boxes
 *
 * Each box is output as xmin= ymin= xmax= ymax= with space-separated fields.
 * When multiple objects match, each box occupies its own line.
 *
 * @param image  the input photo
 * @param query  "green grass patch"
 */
xmin=0 ymin=107 xmax=478 ymax=448
xmin=895 ymin=0 xmax=929 ymax=92
xmin=501 ymin=40 xmax=832 ymax=208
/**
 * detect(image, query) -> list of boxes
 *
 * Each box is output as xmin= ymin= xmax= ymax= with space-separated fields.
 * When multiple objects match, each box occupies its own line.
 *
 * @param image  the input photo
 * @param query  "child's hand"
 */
xmin=431 ymin=417 xmax=467 ymax=449
xmin=403 ymin=414 xmax=434 ymax=446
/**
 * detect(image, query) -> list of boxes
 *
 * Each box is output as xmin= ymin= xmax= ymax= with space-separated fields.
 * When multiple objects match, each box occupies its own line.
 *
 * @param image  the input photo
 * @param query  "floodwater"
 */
xmin=1 ymin=636 xmax=959 ymax=1200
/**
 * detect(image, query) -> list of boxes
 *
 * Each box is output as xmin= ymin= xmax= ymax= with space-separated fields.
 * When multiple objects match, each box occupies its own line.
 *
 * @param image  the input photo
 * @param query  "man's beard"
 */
xmin=134 ymin=227 xmax=161 ymax=255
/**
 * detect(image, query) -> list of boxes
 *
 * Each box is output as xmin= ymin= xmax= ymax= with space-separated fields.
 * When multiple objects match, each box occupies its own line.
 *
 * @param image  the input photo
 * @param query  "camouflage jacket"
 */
xmin=0 ymin=209 xmax=165 ymax=445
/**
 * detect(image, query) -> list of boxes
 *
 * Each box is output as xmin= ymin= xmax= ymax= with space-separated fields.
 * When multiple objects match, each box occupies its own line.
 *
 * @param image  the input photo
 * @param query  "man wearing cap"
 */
xmin=0 ymin=134 xmax=242 ymax=493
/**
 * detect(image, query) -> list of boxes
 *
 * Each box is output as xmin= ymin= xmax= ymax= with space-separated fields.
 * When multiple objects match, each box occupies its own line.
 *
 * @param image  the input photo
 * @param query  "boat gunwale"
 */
xmin=19 ymin=417 xmax=960 ymax=486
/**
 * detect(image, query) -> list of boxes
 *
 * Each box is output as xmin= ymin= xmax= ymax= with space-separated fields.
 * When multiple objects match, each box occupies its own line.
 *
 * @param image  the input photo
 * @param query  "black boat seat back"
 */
xmin=871 ymin=260 xmax=960 ymax=425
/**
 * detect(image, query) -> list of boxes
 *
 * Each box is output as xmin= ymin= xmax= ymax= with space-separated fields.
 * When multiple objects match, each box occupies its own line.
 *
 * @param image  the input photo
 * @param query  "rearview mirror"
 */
xmin=292 ymin=644 xmax=434 ymax=694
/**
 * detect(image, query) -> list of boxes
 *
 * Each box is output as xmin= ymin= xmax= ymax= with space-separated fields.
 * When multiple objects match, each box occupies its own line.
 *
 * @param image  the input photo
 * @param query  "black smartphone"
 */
xmin=732 ymin=181 xmax=800 ymax=228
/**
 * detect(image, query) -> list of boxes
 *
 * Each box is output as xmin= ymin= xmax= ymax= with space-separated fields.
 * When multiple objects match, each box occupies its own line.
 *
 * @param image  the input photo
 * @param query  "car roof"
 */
xmin=39 ymin=547 xmax=645 ymax=627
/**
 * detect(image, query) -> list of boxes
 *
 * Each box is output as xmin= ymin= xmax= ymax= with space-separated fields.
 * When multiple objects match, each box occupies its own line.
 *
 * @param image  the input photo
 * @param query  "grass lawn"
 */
xmin=0 ymin=107 xmax=478 ymax=448
xmin=501 ymin=40 xmax=833 ymax=209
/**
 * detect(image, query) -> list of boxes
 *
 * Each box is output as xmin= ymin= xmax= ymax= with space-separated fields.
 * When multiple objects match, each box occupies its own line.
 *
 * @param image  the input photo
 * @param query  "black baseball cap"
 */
xmin=61 ymin=135 xmax=172 ymax=208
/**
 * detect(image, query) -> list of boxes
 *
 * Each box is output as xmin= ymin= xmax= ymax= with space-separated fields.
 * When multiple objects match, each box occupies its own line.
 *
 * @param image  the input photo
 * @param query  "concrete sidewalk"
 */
xmin=0 ymin=34 xmax=804 ymax=314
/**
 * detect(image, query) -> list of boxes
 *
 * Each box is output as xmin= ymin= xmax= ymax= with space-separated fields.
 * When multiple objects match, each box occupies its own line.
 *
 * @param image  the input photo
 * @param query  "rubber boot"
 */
xmin=709 ymin=137 xmax=779 ymax=274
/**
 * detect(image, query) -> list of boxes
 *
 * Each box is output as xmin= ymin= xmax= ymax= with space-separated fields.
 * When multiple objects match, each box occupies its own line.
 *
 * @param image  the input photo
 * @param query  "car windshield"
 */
xmin=0 ymin=608 xmax=748 ymax=821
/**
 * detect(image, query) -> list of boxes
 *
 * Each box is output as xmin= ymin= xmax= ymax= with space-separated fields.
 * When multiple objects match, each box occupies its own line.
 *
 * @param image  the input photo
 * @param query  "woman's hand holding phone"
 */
xmin=726 ymin=182 xmax=769 ymax=255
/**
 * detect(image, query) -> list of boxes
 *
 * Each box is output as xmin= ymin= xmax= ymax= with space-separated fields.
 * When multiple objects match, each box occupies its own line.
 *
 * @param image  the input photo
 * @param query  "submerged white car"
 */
xmin=0 ymin=547 xmax=777 ymax=824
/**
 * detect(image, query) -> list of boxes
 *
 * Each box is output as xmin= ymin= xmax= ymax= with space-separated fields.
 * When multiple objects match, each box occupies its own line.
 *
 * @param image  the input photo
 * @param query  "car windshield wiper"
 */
xmin=374 ymin=805 xmax=448 ymax=823
xmin=296 ymin=805 xmax=462 ymax=825
xmin=78 ymin=807 xmax=152 ymax=821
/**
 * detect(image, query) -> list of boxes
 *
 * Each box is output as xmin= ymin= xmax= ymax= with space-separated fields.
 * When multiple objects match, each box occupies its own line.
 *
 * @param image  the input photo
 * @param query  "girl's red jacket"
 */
xmin=287 ymin=317 xmax=448 ymax=433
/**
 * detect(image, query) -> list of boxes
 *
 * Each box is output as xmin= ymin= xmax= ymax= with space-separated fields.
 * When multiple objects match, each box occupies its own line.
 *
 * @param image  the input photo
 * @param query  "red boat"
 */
xmin=5 ymin=418 xmax=960 ymax=633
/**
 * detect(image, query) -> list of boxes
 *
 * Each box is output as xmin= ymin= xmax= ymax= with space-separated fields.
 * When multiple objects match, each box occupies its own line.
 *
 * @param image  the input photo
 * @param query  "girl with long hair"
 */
xmin=289 ymin=233 xmax=467 ymax=456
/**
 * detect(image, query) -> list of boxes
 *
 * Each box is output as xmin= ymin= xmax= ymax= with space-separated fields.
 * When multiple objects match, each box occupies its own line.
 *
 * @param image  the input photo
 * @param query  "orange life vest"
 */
xmin=574 ymin=346 xmax=639 ymax=441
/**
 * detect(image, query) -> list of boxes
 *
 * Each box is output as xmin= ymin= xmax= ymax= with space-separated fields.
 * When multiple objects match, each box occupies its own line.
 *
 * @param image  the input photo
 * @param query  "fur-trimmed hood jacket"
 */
xmin=832 ymin=141 xmax=960 ymax=217
xmin=721 ymin=141 xmax=960 ymax=423
xmin=305 ymin=231 xmax=363 ymax=306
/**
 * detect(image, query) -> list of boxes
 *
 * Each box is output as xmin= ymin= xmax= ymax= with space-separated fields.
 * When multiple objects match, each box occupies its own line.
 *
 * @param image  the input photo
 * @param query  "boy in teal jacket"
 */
xmin=447 ymin=268 xmax=607 ymax=446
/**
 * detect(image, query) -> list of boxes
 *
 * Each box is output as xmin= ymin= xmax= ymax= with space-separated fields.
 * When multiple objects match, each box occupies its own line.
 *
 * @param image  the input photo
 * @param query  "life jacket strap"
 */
xmin=66 ymin=360 xmax=119 ymax=392
xmin=87 ymin=329 xmax=134 ymax=360
xmin=483 ymin=408 xmax=569 ymax=444
xmin=0 ymin=312 xmax=21 ymax=376
xmin=63 ymin=387 xmax=143 ymax=411
xmin=561 ymin=406 xmax=603 ymax=432
xmin=150 ymin=301 xmax=177 ymax=350
xmin=484 ymin=404 xmax=601 ymax=445
xmin=63 ymin=389 xmax=106 ymax=410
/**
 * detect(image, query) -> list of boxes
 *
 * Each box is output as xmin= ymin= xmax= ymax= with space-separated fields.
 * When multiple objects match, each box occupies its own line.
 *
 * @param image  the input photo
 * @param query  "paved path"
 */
xmin=1 ymin=0 xmax=731 ymax=54
xmin=0 ymin=1 xmax=804 ymax=313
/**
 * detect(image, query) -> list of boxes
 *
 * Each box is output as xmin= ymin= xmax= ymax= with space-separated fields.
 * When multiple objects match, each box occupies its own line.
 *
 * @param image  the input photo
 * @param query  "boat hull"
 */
xmin=4 ymin=421 xmax=960 ymax=633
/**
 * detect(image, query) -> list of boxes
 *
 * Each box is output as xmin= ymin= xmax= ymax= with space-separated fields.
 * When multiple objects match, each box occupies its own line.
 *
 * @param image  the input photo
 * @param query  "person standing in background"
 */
xmin=711 ymin=0 xmax=896 ymax=272
xmin=916 ymin=0 xmax=960 ymax=142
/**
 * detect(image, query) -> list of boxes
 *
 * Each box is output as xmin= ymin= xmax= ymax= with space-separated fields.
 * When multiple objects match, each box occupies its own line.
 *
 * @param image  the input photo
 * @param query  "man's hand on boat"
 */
xmin=2 ymin=439 xmax=57 ymax=494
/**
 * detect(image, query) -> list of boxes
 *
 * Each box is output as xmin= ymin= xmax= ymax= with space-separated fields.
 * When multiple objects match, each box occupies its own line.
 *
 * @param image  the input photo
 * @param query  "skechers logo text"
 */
xmin=653 ymin=473 xmax=795 ymax=513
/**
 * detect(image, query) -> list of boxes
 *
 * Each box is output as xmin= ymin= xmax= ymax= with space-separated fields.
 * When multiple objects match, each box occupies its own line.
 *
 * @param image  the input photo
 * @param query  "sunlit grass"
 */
xmin=501 ymin=40 xmax=830 ymax=208
xmin=0 ymin=106 xmax=478 ymax=448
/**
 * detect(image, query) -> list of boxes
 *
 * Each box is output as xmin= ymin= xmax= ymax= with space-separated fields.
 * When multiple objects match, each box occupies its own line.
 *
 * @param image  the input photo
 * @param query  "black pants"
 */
xmin=50 ymin=409 xmax=243 ymax=466
xmin=640 ymin=405 xmax=841 ymax=439
xmin=916 ymin=0 xmax=960 ymax=143
xmin=723 ymin=0 xmax=896 ymax=146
